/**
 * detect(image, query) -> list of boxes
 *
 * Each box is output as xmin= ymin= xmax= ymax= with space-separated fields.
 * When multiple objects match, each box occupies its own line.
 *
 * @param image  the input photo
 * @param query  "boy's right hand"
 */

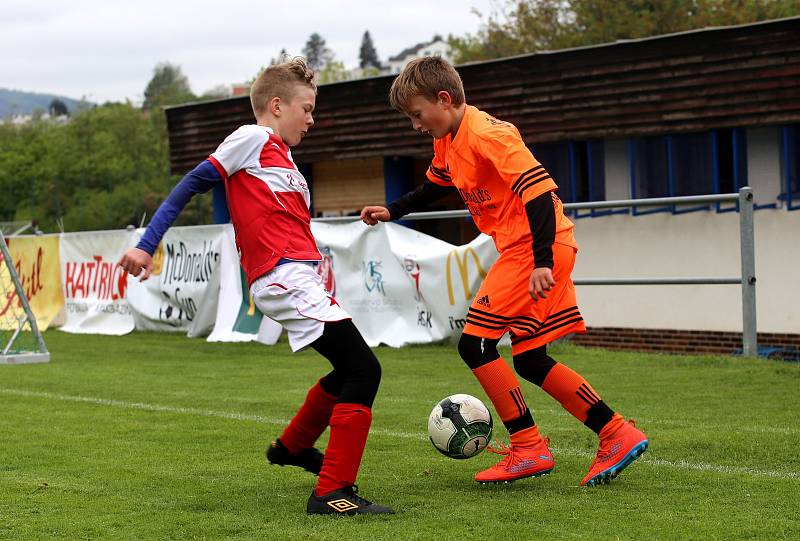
xmin=118 ymin=247 xmax=153 ymax=281
xmin=360 ymin=206 xmax=391 ymax=226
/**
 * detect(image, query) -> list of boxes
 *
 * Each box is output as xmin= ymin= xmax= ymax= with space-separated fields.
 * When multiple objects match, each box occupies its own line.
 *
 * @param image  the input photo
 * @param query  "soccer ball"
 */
xmin=428 ymin=394 xmax=493 ymax=459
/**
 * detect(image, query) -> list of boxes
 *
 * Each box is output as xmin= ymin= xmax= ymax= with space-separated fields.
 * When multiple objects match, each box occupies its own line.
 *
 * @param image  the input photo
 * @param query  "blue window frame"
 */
xmin=629 ymin=129 xmax=748 ymax=215
xmin=781 ymin=125 xmax=800 ymax=211
xmin=530 ymin=140 xmax=607 ymax=218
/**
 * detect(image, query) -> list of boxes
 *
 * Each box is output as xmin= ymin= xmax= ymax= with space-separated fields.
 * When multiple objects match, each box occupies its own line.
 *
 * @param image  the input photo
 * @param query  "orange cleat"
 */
xmin=581 ymin=419 xmax=648 ymax=487
xmin=475 ymin=438 xmax=555 ymax=484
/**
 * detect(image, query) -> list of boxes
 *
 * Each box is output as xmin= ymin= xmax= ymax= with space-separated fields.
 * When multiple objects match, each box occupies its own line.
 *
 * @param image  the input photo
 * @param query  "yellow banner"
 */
xmin=1 ymin=236 xmax=64 ymax=331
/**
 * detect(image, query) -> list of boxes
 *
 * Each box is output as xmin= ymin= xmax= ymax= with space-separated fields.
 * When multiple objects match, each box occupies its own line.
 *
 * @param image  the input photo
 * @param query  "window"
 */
xmin=781 ymin=125 xmax=800 ymax=211
xmin=532 ymin=141 xmax=572 ymax=201
xmin=530 ymin=140 xmax=606 ymax=217
xmin=629 ymin=129 xmax=748 ymax=215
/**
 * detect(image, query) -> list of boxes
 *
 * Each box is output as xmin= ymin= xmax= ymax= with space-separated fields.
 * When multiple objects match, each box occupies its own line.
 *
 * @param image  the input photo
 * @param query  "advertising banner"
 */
xmin=206 ymin=225 xmax=282 ymax=344
xmin=310 ymin=221 xmax=499 ymax=347
xmin=15 ymin=221 xmax=503 ymax=346
xmin=59 ymin=230 xmax=137 ymax=335
xmin=1 ymin=235 xmax=65 ymax=331
xmin=126 ymin=225 xmax=225 ymax=332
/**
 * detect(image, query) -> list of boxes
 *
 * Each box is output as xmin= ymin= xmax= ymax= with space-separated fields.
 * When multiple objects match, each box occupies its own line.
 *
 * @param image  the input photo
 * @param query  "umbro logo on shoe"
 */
xmin=476 ymin=295 xmax=491 ymax=308
xmin=326 ymin=499 xmax=359 ymax=512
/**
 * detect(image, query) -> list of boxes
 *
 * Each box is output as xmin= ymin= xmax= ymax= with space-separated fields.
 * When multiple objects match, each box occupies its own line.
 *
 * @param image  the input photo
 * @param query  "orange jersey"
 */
xmin=427 ymin=105 xmax=577 ymax=254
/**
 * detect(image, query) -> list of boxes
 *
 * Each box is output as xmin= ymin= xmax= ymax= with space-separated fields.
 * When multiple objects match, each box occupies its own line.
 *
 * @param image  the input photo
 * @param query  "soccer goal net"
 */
xmin=0 ymin=233 xmax=50 ymax=364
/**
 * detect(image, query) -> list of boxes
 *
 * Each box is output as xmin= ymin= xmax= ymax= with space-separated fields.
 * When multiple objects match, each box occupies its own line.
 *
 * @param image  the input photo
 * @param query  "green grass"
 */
xmin=1 ymin=331 xmax=799 ymax=540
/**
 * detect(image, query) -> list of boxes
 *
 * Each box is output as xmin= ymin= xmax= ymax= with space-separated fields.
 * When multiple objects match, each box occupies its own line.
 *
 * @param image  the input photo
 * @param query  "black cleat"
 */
xmin=306 ymin=486 xmax=395 ymax=515
xmin=266 ymin=438 xmax=324 ymax=475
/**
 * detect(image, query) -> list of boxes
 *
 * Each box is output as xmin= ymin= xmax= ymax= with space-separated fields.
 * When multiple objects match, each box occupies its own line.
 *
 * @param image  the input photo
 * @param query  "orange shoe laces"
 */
xmin=485 ymin=437 xmax=551 ymax=462
xmin=486 ymin=441 xmax=512 ymax=456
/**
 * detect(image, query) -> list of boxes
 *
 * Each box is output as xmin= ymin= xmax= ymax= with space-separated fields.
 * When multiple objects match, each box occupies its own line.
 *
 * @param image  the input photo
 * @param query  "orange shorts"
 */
xmin=463 ymin=242 xmax=586 ymax=356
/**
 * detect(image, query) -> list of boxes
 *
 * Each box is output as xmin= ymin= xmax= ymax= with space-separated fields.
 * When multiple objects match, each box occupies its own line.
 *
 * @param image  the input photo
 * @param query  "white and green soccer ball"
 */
xmin=428 ymin=394 xmax=493 ymax=459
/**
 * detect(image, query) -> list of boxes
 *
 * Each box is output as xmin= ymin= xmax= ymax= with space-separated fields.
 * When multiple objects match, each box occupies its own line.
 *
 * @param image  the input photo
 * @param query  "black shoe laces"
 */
xmin=342 ymin=485 xmax=372 ymax=506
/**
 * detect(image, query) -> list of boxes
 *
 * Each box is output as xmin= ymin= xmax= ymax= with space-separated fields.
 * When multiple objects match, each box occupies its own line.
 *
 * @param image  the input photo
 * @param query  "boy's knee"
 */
xmin=512 ymin=346 xmax=556 ymax=386
xmin=358 ymin=352 xmax=382 ymax=388
xmin=458 ymin=333 xmax=499 ymax=370
xmin=338 ymin=350 xmax=381 ymax=407
xmin=320 ymin=370 xmax=344 ymax=396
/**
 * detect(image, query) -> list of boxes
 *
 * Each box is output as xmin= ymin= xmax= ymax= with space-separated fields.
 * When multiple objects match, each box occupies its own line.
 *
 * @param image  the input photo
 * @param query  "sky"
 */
xmin=2 ymin=0 xmax=498 ymax=104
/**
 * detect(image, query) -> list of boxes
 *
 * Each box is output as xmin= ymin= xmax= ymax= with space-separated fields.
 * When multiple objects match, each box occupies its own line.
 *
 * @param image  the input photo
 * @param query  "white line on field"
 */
xmin=384 ymin=397 xmax=800 ymax=436
xmin=2 ymin=387 xmax=798 ymax=481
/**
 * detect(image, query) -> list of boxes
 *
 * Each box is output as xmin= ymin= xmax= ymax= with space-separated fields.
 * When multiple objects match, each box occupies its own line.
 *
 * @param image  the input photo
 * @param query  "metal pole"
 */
xmin=739 ymin=187 xmax=757 ymax=357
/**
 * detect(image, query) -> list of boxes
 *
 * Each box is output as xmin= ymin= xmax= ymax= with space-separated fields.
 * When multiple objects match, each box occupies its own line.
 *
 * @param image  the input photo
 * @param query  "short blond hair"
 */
xmin=250 ymin=57 xmax=317 ymax=117
xmin=389 ymin=56 xmax=465 ymax=113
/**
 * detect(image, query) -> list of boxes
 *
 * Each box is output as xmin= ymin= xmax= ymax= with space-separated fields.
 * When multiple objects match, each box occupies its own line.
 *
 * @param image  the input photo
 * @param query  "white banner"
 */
xmin=53 ymin=221 xmax=503 ymax=345
xmin=59 ymin=229 xmax=138 ymax=335
xmin=206 ymin=225 xmax=283 ymax=344
xmin=310 ymin=221 xmax=499 ymax=347
xmin=126 ymin=225 xmax=225 ymax=331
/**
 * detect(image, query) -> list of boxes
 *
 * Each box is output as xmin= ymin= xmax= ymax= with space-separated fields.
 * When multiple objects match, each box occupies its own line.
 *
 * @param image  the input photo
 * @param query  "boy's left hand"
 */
xmin=529 ymin=268 xmax=556 ymax=301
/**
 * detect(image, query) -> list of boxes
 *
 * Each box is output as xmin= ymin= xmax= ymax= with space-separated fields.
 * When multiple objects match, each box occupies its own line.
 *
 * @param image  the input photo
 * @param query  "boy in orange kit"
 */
xmin=119 ymin=58 xmax=392 ymax=514
xmin=361 ymin=57 xmax=648 ymax=486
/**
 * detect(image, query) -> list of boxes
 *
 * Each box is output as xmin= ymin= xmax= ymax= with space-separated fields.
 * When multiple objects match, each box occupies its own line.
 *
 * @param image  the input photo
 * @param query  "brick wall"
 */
xmin=570 ymin=327 xmax=800 ymax=359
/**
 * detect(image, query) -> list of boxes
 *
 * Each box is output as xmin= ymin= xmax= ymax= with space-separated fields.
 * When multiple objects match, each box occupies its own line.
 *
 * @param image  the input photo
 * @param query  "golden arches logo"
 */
xmin=151 ymin=242 xmax=164 ymax=276
xmin=446 ymin=248 xmax=487 ymax=305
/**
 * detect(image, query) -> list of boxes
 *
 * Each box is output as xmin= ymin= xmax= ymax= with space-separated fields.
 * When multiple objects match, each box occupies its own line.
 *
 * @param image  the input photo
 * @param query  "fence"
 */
xmin=316 ymin=187 xmax=757 ymax=356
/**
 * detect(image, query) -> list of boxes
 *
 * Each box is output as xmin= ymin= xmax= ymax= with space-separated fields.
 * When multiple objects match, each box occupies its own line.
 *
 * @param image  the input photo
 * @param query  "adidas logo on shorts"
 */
xmin=476 ymin=295 xmax=491 ymax=308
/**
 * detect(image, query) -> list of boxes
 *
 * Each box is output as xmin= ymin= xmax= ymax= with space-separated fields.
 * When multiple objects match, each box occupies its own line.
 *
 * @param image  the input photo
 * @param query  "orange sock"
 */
xmin=541 ymin=362 xmax=616 ymax=433
xmin=473 ymin=358 xmax=542 ymax=447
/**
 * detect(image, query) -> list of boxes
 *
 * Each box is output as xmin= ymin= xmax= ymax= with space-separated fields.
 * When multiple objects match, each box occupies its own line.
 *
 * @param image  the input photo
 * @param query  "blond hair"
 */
xmin=389 ymin=56 xmax=465 ymax=113
xmin=250 ymin=57 xmax=316 ymax=117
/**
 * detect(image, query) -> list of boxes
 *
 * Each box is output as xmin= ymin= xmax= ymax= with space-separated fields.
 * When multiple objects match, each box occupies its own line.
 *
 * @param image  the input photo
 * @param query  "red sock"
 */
xmin=278 ymin=379 xmax=338 ymax=454
xmin=473 ymin=358 xmax=542 ymax=447
xmin=315 ymin=403 xmax=372 ymax=496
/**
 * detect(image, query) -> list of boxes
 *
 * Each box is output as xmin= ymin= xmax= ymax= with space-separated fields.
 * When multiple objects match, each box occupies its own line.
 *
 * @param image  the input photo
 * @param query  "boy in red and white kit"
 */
xmin=118 ymin=58 xmax=393 ymax=515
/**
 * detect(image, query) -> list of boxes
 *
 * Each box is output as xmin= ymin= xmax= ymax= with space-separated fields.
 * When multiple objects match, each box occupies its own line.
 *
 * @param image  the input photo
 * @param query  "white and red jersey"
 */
xmin=207 ymin=125 xmax=320 ymax=286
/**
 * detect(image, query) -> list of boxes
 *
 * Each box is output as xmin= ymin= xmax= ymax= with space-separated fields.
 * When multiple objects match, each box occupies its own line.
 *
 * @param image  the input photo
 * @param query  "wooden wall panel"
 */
xmin=167 ymin=18 xmax=800 ymax=173
xmin=311 ymin=158 xmax=385 ymax=215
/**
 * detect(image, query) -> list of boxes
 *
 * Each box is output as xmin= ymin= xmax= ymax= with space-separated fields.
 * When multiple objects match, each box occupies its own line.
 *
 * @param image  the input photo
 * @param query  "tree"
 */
xmin=302 ymin=33 xmax=334 ymax=71
xmin=449 ymin=0 xmax=800 ymax=63
xmin=48 ymin=99 xmax=69 ymax=117
xmin=270 ymin=48 xmax=290 ymax=65
xmin=199 ymin=85 xmax=231 ymax=100
xmin=318 ymin=61 xmax=351 ymax=84
xmin=142 ymin=62 xmax=196 ymax=110
xmin=359 ymin=31 xmax=381 ymax=70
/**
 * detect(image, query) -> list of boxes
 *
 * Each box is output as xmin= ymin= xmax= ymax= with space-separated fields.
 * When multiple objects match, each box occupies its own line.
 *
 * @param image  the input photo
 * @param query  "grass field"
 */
xmin=1 ymin=331 xmax=799 ymax=540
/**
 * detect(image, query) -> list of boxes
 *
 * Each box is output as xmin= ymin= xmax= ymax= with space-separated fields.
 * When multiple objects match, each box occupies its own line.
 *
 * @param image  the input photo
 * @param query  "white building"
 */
xmin=384 ymin=36 xmax=454 ymax=75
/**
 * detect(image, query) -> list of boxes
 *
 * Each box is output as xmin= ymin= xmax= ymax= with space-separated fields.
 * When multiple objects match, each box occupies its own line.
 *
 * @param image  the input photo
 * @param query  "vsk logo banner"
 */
xmin=403 ymin=255 xmax=432 ymax=329
xmin=362 ymin=259 xmax=385 ymax=296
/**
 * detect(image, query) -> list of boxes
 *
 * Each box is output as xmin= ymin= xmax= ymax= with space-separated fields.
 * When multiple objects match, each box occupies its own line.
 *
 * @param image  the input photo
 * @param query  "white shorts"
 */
xmin=250 ymin=262 xmax=350 ymax=352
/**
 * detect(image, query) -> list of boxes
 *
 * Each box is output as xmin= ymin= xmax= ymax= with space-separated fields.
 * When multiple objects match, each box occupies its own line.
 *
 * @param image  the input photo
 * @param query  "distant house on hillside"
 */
xmin=231 ymin=83 xmax=250 ymax=97
xmin=384 ymin=35 xmax=453 ymax=74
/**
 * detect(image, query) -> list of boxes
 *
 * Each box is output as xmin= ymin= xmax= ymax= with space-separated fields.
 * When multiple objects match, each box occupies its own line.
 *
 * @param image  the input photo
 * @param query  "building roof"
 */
xmin=165 ymin=17 xmax=800 ymax=172
xmin=387 ymin=35 xmax=445 ymax=62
